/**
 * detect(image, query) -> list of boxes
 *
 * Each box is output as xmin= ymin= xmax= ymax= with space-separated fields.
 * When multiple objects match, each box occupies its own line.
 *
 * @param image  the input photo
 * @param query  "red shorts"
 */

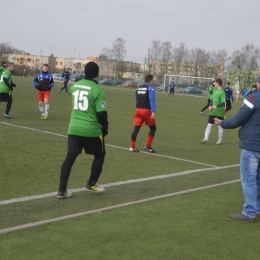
xmin=133 ymin=108 xmax=156 ymax=126
xmin=38 ymin=90 xmax=50 ymax=101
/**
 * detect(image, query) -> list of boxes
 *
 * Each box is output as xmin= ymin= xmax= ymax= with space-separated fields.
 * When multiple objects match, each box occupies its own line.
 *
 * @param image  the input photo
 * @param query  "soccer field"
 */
xmin=1 ymin=77 xmax=259 ymax=259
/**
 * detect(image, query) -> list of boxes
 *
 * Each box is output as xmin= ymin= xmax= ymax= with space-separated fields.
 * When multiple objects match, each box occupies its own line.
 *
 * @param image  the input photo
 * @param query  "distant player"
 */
xmin=130 ymin=74 xmax=157 ymax=153
xmin=59 ymin=67 xmax=70 ymax=95
xmin=223 ymin=82 xmax=234 ymax=117
xmin=0 ymin=62 xmax=15 ymax=118
xmin=200 ymin=81 xmax=215 ymax=115
xmin=33 ymin=64 xmax=54 ymax=119
xmin=200 ymin=78 xmax=225 ymax=145
xmin=169 ymin=80 xmax=176 ymax=95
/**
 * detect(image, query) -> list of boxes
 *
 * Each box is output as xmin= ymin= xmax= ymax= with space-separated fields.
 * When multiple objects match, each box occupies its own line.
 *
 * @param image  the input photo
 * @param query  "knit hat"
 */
xmin=258 ymin=76 xmax=260 ymax=83
xmin=84 ymin=62 xmax=99 ymax=78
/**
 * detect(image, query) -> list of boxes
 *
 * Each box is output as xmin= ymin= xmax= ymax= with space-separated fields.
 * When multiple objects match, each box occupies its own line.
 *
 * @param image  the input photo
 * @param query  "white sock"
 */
xmin=39 ymin=106 xmax=44 ymax=115
xmin=45 ymin=104 xmax=49 ymax=115
xmin=218 ymin=125 xmax=223 ymax=141
xmin=205 ymin=123 xmax=212 ymax=140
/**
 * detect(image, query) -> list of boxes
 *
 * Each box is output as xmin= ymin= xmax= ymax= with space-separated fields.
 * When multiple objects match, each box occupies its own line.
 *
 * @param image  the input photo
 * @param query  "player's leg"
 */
xmin=143 ymin=109 xmax=157 ymax=153
xmin=145 ymin=124 xmax=156 ymax=153
xmin=201 ymin=116 xmax=214 ymax=144
xmin=2 ymin=93 xmax=13 ymax=118
xmin=216 ymin=116 xmax=224 ymax=144
xmin=130 ymin=126 xmax=141 ymax=152
xmin=43 ymin=91 xmax=50 ymax=119
xmin=57 ymin=135 xmax=82 ymax=198
xmin=84 ymin=137 xmax=106 ymax=192
xmin=200 ymin=98 xmax=210 ymax=114
xmin=65 ymin=82 xmax=68 ymax=95
xmin=130 ymin=108 xmax=143 ymax=152
xmin=38 ymin=91 xmax=45 ymax=119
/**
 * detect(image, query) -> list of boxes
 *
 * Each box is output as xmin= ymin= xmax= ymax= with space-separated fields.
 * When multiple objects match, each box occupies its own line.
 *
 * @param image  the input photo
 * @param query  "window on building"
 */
xmin=60 ymin=62 xmax=63 ymax=66
xmin=56 ymin=62 xmax=58 ymax=65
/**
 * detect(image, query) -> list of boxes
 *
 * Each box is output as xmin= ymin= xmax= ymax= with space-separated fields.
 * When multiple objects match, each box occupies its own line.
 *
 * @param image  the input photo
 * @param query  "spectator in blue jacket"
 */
xmin=243 ymin=85 xmax=257 ymax=97
xmin=60 ymin=67 xmax=70 ymax=95
xmin=214 ymin=76 xmax=260 ymax=223
xmin=223 ymin=82 xmax=234 ymax=117
xmin=169 ymin=80 xmax=176 ymax=95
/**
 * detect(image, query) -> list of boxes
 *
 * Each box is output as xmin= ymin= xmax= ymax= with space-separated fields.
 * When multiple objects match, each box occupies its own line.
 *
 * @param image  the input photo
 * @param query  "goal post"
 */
xmin=163 ymin=74 xmax=214 ymax=94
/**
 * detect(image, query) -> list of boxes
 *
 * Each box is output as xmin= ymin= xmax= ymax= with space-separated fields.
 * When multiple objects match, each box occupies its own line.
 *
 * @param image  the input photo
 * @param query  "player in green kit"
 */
xmin=200 ymin=81 xmax=215 ymax=115
xmin=0 ymin=62 xmax=14 ymax=118
xmin=57 ymin=62 xmax=109 ymax=198
xmin=200 ymin=78 xmax=225 ymax=144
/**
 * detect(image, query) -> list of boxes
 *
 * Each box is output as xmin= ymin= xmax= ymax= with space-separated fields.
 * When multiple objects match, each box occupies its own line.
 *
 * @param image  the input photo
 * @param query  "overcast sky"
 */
xmin=2 ymin=0 xmax=259 ymax=62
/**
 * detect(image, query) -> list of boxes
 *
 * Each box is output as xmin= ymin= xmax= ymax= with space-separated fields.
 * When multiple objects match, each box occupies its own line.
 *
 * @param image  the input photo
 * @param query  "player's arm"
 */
xmin=220 ymin=97 xmax=255 ymax=129
xmin=49 ymin=75 xmax=54 ymax=88
xmin=97 ymin=111 xmax=108 ymax=137
xmin=96 ymin=90 xmax=108 ymax=137
xmin=33 ymin=75 xmax=39 ymax=88
xmin=3 ymin=74 xmax=12 ymax=90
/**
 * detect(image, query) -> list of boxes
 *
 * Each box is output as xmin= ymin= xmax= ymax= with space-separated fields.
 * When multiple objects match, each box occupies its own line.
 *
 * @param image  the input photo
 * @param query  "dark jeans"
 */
xmin=60 ymin=81 xmax=68 ymax=93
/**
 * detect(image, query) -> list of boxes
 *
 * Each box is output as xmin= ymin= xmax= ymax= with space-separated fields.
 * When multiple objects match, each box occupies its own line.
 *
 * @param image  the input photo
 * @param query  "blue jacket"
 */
xmin=221 ymin=89 xmax=260 ymax=153
xmin=223 ymin=86 xmax=233 ymax=101
xmin=33 ymin=71 xmax=54 ymax=91
xmin=169 ymin=82 xmax=176 ymax=89
xmin=62 ymin=71 xmax=70 ymax=82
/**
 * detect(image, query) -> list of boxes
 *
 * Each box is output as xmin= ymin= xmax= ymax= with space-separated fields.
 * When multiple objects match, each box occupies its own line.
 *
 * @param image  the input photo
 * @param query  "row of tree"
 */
xmin=1 ymin=39 xmax=260 ymax=92
xmin=100 ymin=38 xmax=260 ymax=92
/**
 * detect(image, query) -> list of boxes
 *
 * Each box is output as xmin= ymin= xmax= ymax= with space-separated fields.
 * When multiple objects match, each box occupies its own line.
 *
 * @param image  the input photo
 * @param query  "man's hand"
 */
xmin=214 ymin=118 xmax=222 ymax=125
xmin=209 ymin=106 xmax=216 ymax=111
xmin=151 ymin=112 xmax=155 ymax=119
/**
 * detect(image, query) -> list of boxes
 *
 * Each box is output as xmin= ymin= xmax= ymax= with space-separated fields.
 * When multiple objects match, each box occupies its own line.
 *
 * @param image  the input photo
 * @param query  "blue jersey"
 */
xmin=223 ymin=86 xmax=233 ymax=101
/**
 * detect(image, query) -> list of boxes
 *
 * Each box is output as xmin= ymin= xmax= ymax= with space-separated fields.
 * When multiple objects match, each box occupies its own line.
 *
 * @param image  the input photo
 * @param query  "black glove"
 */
xmin=232 ymin=100 xmax=234 ymax=103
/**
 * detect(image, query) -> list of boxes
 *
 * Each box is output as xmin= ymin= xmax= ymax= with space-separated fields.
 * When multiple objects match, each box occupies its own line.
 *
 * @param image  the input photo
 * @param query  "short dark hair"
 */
xmin=215 ymin=78 xmax=222 ymax=86
xmin=145 ymin=74 xmax=153 ymax=83
xmin=2 ymin=61 xmax=6 ymax=67
xmin=6 ymin=61 xmax=14 ymax=68
xmin=227 ymin=82 xmax=230 ymax=85
xmin=42 ymin=63 xmax=49 ymax=67
xmin=252 ymin=85 xmax=257 ymax=89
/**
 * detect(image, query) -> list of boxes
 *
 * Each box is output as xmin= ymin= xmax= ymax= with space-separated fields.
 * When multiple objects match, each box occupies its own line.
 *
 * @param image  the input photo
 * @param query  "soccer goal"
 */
xmin=163 ymin=74 xmax=214 ymax=94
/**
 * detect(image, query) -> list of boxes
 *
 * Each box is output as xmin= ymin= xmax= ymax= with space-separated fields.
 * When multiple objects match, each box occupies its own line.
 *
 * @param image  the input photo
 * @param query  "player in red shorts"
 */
xmin=33 ymin=64 xmax=54 ymax=119
xmin=130 ymin=74 xmax=157 ymax=153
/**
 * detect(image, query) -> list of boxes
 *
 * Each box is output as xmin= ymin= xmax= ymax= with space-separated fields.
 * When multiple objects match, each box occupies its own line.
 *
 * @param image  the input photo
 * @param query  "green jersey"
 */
xmin=208 ymin=84 xmax=215 ymax=98
xmin=0 ymin=69 xmax=12 ymax=93
xmin=209 ymin=88 xmax=225 ymax=117
xmin=68 ymin=79 xmax=107 ymax=137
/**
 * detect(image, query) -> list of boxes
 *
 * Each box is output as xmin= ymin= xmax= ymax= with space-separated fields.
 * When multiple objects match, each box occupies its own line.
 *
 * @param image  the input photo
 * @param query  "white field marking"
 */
xmin=0 ymin=164 xmax=239 ymax=206
xmin=0 ymin=122 xmax=217 ymax=167
xmin=0 ymin=179 xmax=241 ymax=235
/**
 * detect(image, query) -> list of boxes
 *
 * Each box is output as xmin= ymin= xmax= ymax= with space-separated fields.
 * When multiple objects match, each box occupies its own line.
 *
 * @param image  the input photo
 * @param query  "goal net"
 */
xmin=163 ymin=74 xmax=214 ymax=93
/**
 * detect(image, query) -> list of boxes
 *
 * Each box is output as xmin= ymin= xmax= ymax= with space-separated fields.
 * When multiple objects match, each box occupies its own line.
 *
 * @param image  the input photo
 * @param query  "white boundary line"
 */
xmin=0 ymin=121 xmax=217 ymax=167
xmin=0 ymin=179 xmax=241 ymax=235
xmin=0 ymin=164 xmax=239 ymax=206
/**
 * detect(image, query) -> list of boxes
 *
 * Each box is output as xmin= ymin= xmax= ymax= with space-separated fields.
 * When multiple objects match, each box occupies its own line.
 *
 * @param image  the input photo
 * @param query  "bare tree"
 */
xmin=158 ymin=42 xmax=172 ymax=81
xmin=227 ymin=44 xmax=260 ymax=92
xmin=172 ymin=42 xmax=188 ymax=75
xmin=187 ymin=48 xmax=210 ymax=77
xmin=111 ymin=37 xmax=127 ymax=61
xmin=148 ymin=40 xmax=162 ymax=76
xmin=209 ymin=49 xmax=227 ymax=79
